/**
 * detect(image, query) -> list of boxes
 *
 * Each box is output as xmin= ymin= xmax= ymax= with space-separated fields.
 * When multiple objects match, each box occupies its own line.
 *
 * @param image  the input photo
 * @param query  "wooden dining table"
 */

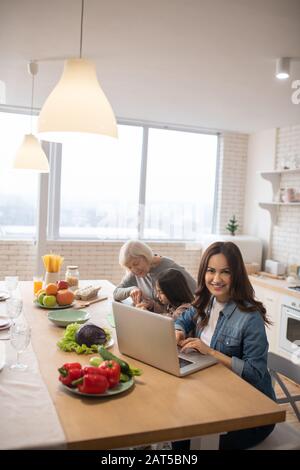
xmin=6 ymin=280 xmax=286 ymax=449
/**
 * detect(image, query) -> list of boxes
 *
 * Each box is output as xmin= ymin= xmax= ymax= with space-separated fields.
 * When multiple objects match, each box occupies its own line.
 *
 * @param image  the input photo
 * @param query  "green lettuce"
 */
xmin=57 ymin=323 xmax=111 ymax=354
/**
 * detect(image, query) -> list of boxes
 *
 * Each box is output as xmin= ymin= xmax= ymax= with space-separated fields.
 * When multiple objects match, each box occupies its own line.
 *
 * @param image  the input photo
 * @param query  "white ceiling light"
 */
xmin=13 ymin=62 xmax=49 ymax=172
xmin=275 ymin=57 xmax=290 ymax=80
xmin=37 ymin=0 xmax=117 ymax=142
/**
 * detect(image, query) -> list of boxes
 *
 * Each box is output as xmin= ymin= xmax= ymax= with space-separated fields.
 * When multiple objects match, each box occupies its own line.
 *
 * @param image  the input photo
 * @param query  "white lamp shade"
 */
xmin=13 ymin=134 xmax=49 ymax=172
xmin=37 ymin=58 xmax=118 ymax=142
xmin=276 ymin=57 xmax=290 ymax=79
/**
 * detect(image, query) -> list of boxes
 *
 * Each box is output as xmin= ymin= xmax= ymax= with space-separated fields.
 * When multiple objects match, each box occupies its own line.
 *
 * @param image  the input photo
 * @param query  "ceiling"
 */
xmin=0 ymin=0 xmax=300 ymax=133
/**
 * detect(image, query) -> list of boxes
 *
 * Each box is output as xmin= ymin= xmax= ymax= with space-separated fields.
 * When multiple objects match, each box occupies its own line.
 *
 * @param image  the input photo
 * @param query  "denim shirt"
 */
xmin=175 ymin=299 xmax=276 ymax=400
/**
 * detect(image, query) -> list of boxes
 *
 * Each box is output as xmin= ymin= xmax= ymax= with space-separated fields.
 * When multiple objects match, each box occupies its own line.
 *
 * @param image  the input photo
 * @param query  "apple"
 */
xmin=57 ymin=280 xmax=69 ymax=290
xmin=43 ymin=295 xmax=57 ymax=308
xmin=56 ymin=289 xmax=74 ymax=306
xmin=38 ymin=292 xmax=46 ymax=306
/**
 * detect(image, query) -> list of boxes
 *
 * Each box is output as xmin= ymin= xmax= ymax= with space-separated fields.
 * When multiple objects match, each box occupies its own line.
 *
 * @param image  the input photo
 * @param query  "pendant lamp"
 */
xmin=37 ymin=0 xmax=117 ymax=142
xmin=13 ymin=62 xmax=49 ymax=172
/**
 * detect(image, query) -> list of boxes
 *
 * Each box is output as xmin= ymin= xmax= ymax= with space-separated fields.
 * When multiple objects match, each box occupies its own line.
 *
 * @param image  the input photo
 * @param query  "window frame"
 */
xmin=0 ymin=107 xmax=219 ymax=242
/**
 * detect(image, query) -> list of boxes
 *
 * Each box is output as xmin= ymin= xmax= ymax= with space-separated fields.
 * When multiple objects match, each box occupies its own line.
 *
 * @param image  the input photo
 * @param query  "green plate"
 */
xmin=34 ymin=299 xmax=74 ymax=310
xmin=48 ymin=309 xmax=90 ymax=327
xmin=61 ymin=377 xmax=134 ymax=397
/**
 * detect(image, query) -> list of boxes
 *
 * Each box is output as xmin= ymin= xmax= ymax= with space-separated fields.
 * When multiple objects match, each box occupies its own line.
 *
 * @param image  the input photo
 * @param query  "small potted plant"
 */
xmin=226 ymin=215 xmax=239 ymax=236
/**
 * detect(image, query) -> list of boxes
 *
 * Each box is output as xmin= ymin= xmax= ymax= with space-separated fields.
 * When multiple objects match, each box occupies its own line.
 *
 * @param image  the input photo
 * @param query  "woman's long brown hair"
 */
xmin=192 ymin=241 xmax=270 ymax=327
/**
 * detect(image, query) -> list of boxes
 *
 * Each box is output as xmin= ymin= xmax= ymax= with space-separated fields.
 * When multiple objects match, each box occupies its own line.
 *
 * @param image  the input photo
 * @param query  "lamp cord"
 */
xmin=30 ymin=73 xmax=34 ymax=133
xmin=79 ymin=0 xmax=85 ymax=58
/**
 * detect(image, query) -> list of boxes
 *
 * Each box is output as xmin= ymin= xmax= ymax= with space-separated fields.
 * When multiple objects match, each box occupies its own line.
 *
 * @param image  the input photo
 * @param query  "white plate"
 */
xmin=0 ymin=292 xmax=9 ymax=301
xmin=105 ymin=337 xmax=114 ymax=349
xmin=0 ymin=319 xmax=11 ymax=330
xmin=0 ymin=343 xmax=5 ymax=371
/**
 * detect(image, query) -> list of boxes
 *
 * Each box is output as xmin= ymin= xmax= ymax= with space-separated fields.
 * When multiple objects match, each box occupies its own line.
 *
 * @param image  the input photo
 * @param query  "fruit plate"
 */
xmin=61 ymin=377 xmax=134 ymax=397
xmin=34 ymin=299 xmax=75 ymax=310
xmin=48 ymin=309 xmax=91 ymax=327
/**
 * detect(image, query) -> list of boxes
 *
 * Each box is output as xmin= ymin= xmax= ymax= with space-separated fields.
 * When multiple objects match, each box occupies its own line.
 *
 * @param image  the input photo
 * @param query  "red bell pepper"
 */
xmin=98 ymin=360 xmax=121 ymax=388
xmin=61 ymin=362 xmax=82 ymax=371
xmin=58 ymin=363 xmax=83 ymax=387
xmin=82 ymin=366 xmax=103 ymax=376
xmin=78 ymin=373 xmax=109 ymax=394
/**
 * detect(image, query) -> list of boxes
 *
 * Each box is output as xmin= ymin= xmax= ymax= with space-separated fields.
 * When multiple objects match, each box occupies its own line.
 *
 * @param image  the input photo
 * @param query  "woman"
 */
xmin=113 ymin=240 xmax=196 ymax=310
xmin=155 ymin=268 xmax=194 ymax=318
xmin=174 ymin=241 xmax=275 ymax=450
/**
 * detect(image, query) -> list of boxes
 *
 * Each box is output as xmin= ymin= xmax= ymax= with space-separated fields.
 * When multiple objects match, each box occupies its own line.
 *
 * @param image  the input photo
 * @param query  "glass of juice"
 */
xmin=33 ymin=276 xmax=43 ymax=295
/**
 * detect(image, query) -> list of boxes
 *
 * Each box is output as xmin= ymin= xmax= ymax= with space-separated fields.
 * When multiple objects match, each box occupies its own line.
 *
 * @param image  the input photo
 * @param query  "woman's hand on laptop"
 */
xmin=130 ymin=288 xmax=143 ymax=304
xmin=180 ymin=337 xmax=211 ymax=355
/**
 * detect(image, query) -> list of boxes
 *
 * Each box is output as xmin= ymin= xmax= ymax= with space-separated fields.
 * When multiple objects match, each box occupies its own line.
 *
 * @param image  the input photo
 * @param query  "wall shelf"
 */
xmin=259 ymin=168 xmax=300 ymax=196
xmin=258 ymin=202 xmax=300 ymax=224
xmin=259 ymin=202 xmax=300 ymax=206
xmin=260 ymin=168 xmax=300 ymax=176
xmin=258 ymin=169 xmax=300 ymax=224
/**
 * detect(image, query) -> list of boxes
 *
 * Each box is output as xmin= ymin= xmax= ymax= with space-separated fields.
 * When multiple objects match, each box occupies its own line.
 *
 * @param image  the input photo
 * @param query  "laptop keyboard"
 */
xmin=179 ymin=357 xmax=194 ymax=368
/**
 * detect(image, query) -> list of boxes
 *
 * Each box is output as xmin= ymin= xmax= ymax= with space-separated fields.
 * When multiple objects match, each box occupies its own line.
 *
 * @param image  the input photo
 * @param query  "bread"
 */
xmin=74 ymin=285 xmax=101 ymax=301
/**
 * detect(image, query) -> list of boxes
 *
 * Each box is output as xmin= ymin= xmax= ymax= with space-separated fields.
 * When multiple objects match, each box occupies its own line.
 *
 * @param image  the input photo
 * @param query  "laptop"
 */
xmin=112 ymin=301 xmax=217 ymax=377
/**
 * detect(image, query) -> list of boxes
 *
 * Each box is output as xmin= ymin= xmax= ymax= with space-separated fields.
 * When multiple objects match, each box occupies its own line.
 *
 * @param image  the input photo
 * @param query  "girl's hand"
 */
xmin=130 ymin=288 xmax=143 ymax=304
xmin=135 ymin=300 xmax=153 ymax=310
xmin=180 ymin=337 xmax=211 ymax=355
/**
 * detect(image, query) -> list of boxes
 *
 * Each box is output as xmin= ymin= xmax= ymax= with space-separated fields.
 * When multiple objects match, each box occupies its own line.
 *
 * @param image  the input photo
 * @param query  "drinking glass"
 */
xmin=33 ymin=276 xmax=43 ymax=295
xmin=6 ymin=298 xmax=23 ymax=324
xmin=10 ymin=322 xmax=31 ymax=371
xmin=5 ymin=276 xmax=19 ymax=297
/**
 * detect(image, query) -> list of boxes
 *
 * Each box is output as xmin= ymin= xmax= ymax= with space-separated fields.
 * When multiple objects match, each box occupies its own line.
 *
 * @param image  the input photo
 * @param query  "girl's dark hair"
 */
xmin=156 ymin=268 xmax=194 ymax=307
xmin=193 ymin=241 xmax=270 ymax=327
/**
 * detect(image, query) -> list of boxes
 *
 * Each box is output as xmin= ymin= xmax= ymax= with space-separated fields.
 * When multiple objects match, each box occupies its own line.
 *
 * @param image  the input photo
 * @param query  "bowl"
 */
xmin=47 ymin=309 xmax=90 ymax=327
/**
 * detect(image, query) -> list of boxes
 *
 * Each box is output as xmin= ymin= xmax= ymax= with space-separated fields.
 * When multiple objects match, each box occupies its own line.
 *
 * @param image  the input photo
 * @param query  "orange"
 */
xmin=45 ymin=283 xmax=58 ymax=296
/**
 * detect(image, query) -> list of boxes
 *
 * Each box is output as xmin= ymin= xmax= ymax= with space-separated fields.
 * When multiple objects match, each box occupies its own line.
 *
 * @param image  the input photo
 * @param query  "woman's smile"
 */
xmin=205 ymin=253 xmax=231 ymax=302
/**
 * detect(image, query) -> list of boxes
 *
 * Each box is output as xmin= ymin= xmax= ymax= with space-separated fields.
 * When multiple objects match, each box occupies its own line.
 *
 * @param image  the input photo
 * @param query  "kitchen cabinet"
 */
xmin=253 ymin=283 xmax=281 ymax=353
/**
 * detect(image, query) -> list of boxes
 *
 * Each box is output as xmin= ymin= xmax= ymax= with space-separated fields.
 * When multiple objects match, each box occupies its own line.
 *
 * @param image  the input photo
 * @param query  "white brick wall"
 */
xmin=0 ymin=240 xmax=201 ymax=284
xmin=272 ymin=125 xmax=300 ymax=264
xmin=215 ymin=132 xmax=248 ymax=234
xmin=0 ymin=241 xmax=36 ymax=280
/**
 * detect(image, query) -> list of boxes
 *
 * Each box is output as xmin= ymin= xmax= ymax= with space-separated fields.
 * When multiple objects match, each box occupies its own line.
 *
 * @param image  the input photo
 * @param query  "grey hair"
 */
xmin=119 ymin=240 xmax=154 ymax=267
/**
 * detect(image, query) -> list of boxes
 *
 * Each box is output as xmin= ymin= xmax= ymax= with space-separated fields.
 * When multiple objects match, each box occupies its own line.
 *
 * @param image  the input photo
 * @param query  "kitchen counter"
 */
xmin=249 ymin=275 xmax=300 ymax=300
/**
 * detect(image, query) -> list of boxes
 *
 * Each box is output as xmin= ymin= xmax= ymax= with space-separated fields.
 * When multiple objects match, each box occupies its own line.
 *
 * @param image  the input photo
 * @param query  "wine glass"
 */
xmin=6 ymin=298 xmax=23 ymax=324
xmin=10 ymin=322 xmax=31 ymax=371
xmin=5 ymin=276 xmax=19 ymax=297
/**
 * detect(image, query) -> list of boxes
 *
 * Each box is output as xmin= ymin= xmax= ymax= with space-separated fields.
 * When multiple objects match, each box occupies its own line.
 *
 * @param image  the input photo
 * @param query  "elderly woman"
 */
xmin=113 ymin=240 xmax=196 ymax=310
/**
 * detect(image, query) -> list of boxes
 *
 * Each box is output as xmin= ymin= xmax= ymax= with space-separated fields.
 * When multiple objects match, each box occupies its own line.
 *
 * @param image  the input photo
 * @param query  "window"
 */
xmin=144 ymin=129 xmax=218 ymax=239
xmin=0 ymin=112 xmax=39 ymax=238
xmin=59 ymin=125 xmax=143 ymax=239
xmin=0 ymin=110 xmax=218 ymax=242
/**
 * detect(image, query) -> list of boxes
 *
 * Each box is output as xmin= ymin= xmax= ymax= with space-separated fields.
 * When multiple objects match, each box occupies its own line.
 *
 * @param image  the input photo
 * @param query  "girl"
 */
xmin=154 ymin=268 xmax=194 ymax=317
xmin=174 ymin=241 xmax=275 ymax=450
